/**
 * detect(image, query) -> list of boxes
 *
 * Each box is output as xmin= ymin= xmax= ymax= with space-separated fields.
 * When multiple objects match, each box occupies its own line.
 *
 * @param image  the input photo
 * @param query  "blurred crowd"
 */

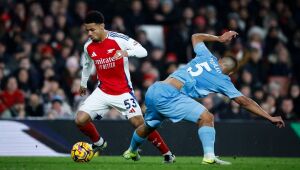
xmin=0 ymin=0 xmax=299 ymax=121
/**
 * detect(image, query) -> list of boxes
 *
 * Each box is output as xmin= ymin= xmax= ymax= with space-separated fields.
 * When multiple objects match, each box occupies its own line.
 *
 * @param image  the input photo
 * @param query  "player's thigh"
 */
xmin=157 ymin=92 xmax=206 ymax=123
xmin=182 ymin=100 xmax=207 ymax=123
xmin=144 ymin=104 xmax=164 ymax=128
xmin=78 ymin=88 xmax=110 ymax=120
xmin=107 ymin=92 xmax=143 ymax=119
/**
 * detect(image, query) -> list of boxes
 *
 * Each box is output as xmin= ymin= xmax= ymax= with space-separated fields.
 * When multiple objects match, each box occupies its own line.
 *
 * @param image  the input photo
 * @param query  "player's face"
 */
xmin=85 ymin=23 xmax=104 ymax=42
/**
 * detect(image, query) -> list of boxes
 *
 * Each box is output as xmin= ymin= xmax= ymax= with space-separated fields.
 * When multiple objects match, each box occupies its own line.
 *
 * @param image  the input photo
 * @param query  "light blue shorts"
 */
xmin=144 ymin=82 xmax=206 ymax=128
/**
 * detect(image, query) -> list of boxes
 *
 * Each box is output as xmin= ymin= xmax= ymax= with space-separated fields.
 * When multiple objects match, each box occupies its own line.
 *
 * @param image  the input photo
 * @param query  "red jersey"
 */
xmin=81 ymin=31 xmax=147 ymax=95
xmin=0 ymin=89 xmax=25 ymax=113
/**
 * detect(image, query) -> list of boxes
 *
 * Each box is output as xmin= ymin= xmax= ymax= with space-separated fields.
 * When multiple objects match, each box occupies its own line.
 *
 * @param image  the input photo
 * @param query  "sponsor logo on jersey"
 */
xmin=91 ymin=52 xmax=97 ymax=57
xmin=107 ymin=48 xmax=115 ymax=54
xmin=94 ymin=57 xmax=117 ymax=70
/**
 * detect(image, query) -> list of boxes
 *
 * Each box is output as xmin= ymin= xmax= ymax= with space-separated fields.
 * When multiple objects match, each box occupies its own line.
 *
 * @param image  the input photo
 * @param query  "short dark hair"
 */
xmin=84 ymin=11 xmax=105 ymax=24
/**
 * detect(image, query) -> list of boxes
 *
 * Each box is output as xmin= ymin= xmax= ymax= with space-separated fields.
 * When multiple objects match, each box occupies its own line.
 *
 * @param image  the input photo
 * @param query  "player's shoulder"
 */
xmin=108 ymin=31 xmax=130 ymax=41
xmin=83 ymin=38 xmax=93 ymax=50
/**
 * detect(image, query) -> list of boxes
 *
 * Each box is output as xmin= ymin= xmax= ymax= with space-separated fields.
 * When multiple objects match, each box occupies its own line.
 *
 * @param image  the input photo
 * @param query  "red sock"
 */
xmin=77 ymin=121 xmax=100 ymax=143
xmin=148 ymin=130 xmax=170 ymax=155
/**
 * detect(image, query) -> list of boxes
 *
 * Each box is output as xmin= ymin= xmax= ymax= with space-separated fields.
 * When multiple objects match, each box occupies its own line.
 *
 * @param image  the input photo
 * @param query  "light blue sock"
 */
xmin=198 ymin=126 xmax=216 ymax=156
xmin=129 ymin=131 xmax=146 ymax=152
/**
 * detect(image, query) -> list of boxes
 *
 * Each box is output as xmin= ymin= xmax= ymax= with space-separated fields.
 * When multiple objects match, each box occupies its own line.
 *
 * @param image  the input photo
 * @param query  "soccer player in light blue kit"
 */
xmin=123 ymin=31 xmax=285 ymax=164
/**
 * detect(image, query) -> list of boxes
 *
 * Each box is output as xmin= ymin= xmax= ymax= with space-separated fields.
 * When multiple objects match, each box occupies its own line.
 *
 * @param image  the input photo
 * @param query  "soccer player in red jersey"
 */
xmin=75 ymin=11 xmax=175 ymax=163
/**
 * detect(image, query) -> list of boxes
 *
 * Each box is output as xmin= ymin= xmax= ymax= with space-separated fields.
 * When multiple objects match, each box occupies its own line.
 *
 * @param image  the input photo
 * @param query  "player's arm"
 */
xmin=233 ymin=96 xmax=285 ymax=128
xmin=80 ymin=51 xmax=93 ymax=96
xmin=191 ymin=31 xmax=238 ymax=47
xmin=113 ymin=36 xmax=147 ymax=60
xmin=219 ymin=79 xmax=284 ymax=128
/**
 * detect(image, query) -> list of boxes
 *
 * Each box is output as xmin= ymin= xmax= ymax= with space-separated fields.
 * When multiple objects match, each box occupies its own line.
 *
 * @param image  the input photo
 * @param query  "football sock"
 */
xmin=129 ymin=130 xmax=146 ymax=152
xmin=198 ymin=126 xmax=216 ymax=158
xmin=94 ymin=137 xmax=104 ymax=146
xmin=148 ymin=130 xmax=171 ymax=155
xmin=77 ymin=121 xmax=100 ymax=143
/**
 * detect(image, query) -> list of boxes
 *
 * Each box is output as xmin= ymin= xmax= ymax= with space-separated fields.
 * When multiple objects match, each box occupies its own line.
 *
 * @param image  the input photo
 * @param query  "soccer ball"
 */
xmin=71 ymin=142 xmax=94 ymax=162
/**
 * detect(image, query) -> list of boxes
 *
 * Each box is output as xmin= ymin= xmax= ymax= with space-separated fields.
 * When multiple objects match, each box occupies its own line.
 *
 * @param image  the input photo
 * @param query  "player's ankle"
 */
xmin=94 ymin=137 xmax=105 ymax=146
xmin=162 ymin=151 xmax=172 ymax=156
xmin=204 ymin=153 xmax=215 ymax=160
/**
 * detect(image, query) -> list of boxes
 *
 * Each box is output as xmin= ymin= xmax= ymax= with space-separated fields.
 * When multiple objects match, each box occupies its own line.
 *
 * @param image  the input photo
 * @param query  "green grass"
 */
xmin=0 ymin=156 xmax=300 ymax=170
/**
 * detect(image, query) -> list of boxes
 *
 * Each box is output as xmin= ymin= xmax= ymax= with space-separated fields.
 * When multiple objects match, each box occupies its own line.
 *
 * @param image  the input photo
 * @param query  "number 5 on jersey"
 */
xmin=187 ymin=62 xmax=212 ymax=76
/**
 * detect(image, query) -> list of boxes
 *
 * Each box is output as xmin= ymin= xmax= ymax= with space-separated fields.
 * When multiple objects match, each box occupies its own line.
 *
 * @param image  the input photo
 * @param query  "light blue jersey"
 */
xmin=170 ymin=42 xmax=242 ymax=99
xmin=144 ymin=42 xmax=242 ymax=128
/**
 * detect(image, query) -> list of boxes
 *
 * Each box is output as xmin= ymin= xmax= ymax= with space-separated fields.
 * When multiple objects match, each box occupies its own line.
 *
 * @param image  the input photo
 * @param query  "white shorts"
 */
xmin=78 ymin=88 xmax=142 ymax=120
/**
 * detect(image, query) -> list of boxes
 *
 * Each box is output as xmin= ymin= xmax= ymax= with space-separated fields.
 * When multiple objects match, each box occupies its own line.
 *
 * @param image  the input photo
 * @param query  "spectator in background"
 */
xmin=61 ymin=56 xmax=80 ymax=100
xmin=263 ymin=95 xmax=277 ymax=116
xmin=237 ymin=69 xmax=254 ymax=89
xmin=0 ymin=76 xmax=25 ymax=118
xmin=47 ymin=95 xmax=72 ymax=119
xmin=252 ymin=86 xmax=265 ymax=104
xmin=135 ymin=30 xmax=154 ymax=53
xmin=244 ymin=46 xmax=267 ymax=84
xmin=16 ymin=68 xmax=31 ymax=97
xmin=25 ymin=93 xmax=45 ymax=117
xmin=276 ymin=98 xmax=297 ymax=120
xmin=111 ymin=16 xmax=128 ymax=35
xmin=268 ymin=43 xmax=292 ymax=77
xmin=125 ymin=0 xmax=146 ymax=35
xmin=17 ymin=57 xmax=40 ymax=90
xmin=155 ymin=0 xmax=179 ymax=25
xmin=182 ymin=7 xmax=195 ymax=28
xmin=0 ymin=42 xmax=13 ymax=69
xmin=41 ymin=77 xmax=61 ymax=104
xmin=149 ymin=47 xmax=165 ymax=79
xmin=70 ymin=78 xmax=87 ymax=112
xmin=72 ymin=0 xmax=88 ymax=26
xmin=144 ymin=0 xmax=161 ymax=24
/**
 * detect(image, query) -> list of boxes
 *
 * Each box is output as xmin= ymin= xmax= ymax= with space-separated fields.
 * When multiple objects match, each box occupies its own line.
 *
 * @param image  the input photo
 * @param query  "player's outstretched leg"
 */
xmin=198 ymin=111 xmax=231 ymax=165
xmin=75 ymin=111 xmax=107 ymax=153
xmin=129 ymin=116 xmax=175 ymax=163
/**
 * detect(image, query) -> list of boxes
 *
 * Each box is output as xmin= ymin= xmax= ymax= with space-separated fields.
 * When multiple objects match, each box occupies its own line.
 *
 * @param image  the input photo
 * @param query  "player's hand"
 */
xmin=269 ymin=116 xmax=285 ymax=128
xmin=113 ymin=50 xmax=128 ymax=60
xmin=79 ymin=86 xmax=87 ymax=96
xmin=219 ymin=31 xmax=238 ymax=43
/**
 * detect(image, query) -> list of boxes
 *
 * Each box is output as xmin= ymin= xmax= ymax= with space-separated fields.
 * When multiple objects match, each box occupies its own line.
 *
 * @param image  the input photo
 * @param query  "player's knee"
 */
xmin=136 ymin=124 xmax=154 ymax=138
xmin=201 ymin=111 xmax=214 ymax=122
xmin=198 ymin=111 xmax=214 ymax=127
xmin=129 ymin=115 xmax=144 ymax=128
xmin=75 ymin=111 xmax=89 ymax=126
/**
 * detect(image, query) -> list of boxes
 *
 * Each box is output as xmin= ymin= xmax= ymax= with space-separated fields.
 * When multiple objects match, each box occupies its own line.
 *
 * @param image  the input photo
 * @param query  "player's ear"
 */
xmin=100 ymin=23 xmax=105 ymax=29
xmin=228 ymin=71 xmax=234 ymax=76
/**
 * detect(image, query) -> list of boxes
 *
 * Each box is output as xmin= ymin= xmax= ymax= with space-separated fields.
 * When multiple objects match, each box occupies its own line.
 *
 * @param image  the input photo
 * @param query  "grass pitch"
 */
xmin=0 ymin=156 xmax=299 ymax=170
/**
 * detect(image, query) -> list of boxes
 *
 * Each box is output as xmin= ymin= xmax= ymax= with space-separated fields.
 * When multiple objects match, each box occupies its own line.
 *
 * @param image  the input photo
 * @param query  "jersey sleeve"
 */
xmin=113 ymin=33 xmax=147 ymax=58
xmin=80 ymin=44 xmax=93 ymax=88
xmin=218 ymin=78 xmax=243 ymax=99
xmin=194 ymin=42 xmax=213 ymax=57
